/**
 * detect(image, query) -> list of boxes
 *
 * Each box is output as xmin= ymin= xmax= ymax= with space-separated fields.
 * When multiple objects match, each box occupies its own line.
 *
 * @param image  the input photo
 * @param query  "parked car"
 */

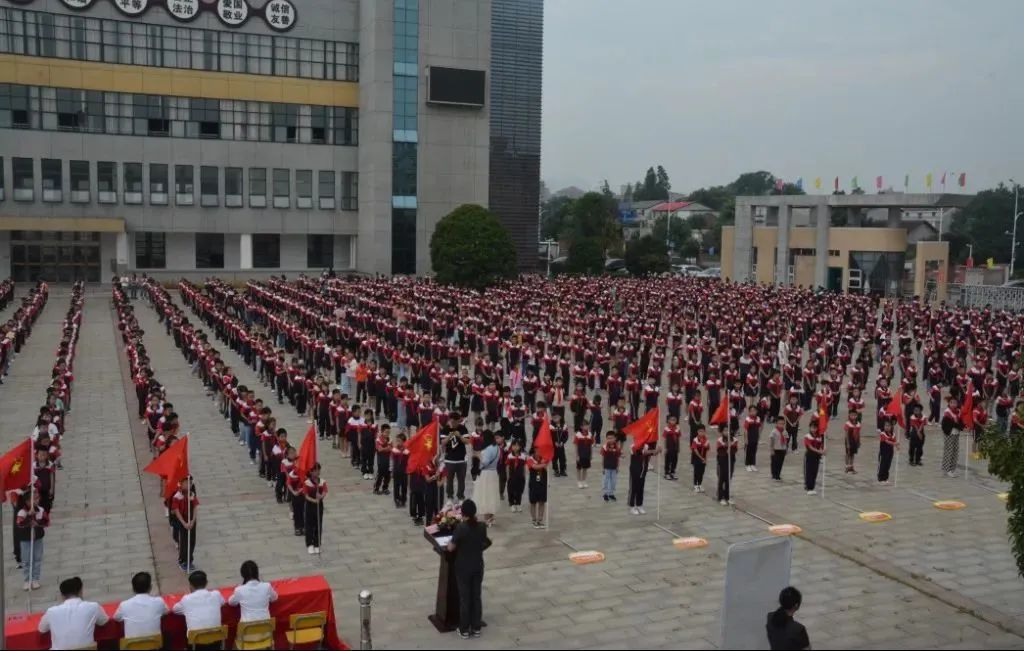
xmin=1002 ymin=279 xmax=1024 ymax=288
xmin=672 ymin=264 xmax=703 ymax=277
xmin=698 ymin=267 xmax=721 ymax=278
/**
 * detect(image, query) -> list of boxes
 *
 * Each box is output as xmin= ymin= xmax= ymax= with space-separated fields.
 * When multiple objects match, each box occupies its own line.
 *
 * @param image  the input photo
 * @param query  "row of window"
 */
xmin=0 ymin=7 xmax=359 ymax=81
xmin=0 ymin=84 xmax=358 ymax=145
xmin=0 ymin=158 xmax=358 ymax=211
xmin=134 ymin=233 xmax=337 ymax=270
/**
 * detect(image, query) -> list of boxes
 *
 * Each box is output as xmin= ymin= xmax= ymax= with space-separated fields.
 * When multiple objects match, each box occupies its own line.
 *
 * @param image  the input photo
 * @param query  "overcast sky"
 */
xmin=541 ymin=0 xmax=1024 ymax=196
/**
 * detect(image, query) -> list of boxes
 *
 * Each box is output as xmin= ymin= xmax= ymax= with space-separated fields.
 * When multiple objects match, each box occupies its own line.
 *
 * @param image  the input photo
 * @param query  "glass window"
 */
xmin=392 ymin=142 xmax=417 ymax=197
xmin=307 ymin=234 xmax=334 ymax=268
xmin=41 ymin=158 xmax=62 ymax=202
xmin=200 ymin=165 xmax=218 ymax=206
xmin=310 ymin=106 xmax=327 ymax=144
xmin=149 ymin=163 xmax=168 ymax=204
xmin=249 ymin=167 xmax=266 ymax=207
xmin=124 ymin=161 xmax=142 ymax=190
xmin=271 ymin=103 xmax=297 ymax=143
xmin=252 ymin=234 xmax=280 ymax=268
xmin=174 ymin=164 xmax=193 ymax=205
xmin=135 ymin=232 xmax=166 ymax=269
xmin=189 ymin=98 xmax=220 ymax=139
xmin=70 ymin=160 xmax=89 ymax=202
xmin=341 ymin=171 xmax=358 ymax=211
xmin=133 ymin=93 xmax=169 ymax=136
xmin=332 ymin=107 xmax=357 ymax=145
xmin=195 ymin=233 xmax=225 ymax=269
xmin=318 ymin=170 xmax=335 ymax=209
xmin=391 ymin=208 xmax=416 ymax=275
xmin=225 ymin=167 xmax=242 ymax=207
xmin=97 ymin=160 xmax=116 ymax=202
xmin=296 ymin=169 xmax=312 ymax=208
xmin=0 ymin=84 xmax=32 ymax=128
xmin=12 ymin=157 xmax=34 ymax=201
xmin=0 ymin=156 xmax=4 ymax=200
xmin=272 ymin=168 xmax=289 ymax=208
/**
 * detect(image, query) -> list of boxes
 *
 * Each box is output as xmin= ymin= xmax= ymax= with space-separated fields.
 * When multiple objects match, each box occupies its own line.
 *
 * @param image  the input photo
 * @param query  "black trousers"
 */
xmin=770 ymin=450 xmax=786 ymax=479
xmin=374 ymin=466 xmax=391 ymax=492
xmin=693 ymin=460 xmax=706 ymax=486
xmin=393 ymin=472 xmax=408 ymax=505
xmin=628 ymin=468 xmax=647 ymax=507
xmin=716 ymin=456 xmax=732 ymax=501
xmin=275 ymin=473 xmax=287 ymax=503
xmin=445 ymin=462 xmax=467 ymax=500
xmin=292 ymin=494 xmax=304 ymax=532
xmin=553 ymin=447 xmax=567 ymax=476
xmin=304 ymin=501 xmax=323 ymax=547
xmin=360 ymin=441 xmax=375 ymax=475
xmin=425 ymin=483 xmax=441 ymax=523
xmin=745 ymin=432 xmax=759 ymax=466
xmin=507 ymin=475 xmax=525 ymax=506
xmin=804 ymin=452 xmax=820 ymax=491
xmin=664 ymin=445 xmax=679 ymax=476
xmin=456 ymin=567 xmax=484 ymax=633
xmin=909 ymin=434 xmax=925 ymax=464
xmin=878 ymin=445 xmax=894 ymax=482
xmin=177 ymin=522 xmax=197 ymax=566
xmin=497 ymin=466 xmax=507 ymax=498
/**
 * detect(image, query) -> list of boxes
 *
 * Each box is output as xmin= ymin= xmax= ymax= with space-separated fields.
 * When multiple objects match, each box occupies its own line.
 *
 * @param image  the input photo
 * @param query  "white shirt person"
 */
xmin=39 ymin=578 xmax=109 ymax=650
xmin=227 ymin=561 xmax=278 ymax=622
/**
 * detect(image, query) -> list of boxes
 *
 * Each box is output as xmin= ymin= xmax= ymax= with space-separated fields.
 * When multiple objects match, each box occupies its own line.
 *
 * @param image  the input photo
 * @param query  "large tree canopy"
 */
xmin=430 ymin=204 xmax=517 ymax=288
xmin=625 ymin=235 xmax=669 ymax=276
xmin=950 ymin=184 xmax=1017 ymax=265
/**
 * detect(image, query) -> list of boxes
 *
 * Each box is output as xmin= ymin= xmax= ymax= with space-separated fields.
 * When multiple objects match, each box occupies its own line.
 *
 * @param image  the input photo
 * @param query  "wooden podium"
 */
xmin=424 ymin=528 xmax=460 ymax=632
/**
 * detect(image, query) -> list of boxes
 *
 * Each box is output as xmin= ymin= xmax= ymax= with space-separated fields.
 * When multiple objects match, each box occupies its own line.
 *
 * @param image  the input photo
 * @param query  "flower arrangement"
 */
xmin=432 ymin=504 xmax=463 ymax=533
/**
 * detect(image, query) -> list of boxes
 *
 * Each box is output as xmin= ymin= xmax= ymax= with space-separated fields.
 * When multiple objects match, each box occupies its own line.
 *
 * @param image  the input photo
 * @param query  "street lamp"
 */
xmin=1010 ymin=180 xmax=1022 ymax=278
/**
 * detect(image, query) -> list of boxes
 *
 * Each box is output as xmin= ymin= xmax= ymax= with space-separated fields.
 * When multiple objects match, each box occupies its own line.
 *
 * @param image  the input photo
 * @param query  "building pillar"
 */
xmin=887 ymin=207 xmax=902 ymax=227
xmin=240 ymin=233 xmax=253 ymax=270
xmin=775 ymin=203 xmax=791 ymax=285
xmin=733 ymin=200 xmax=754 ymax=281
xmin=350 ymin=235 xmax=358 ymax=271
xmin=116 ymin=231 xmax=129 ymax=273
xmin=815 ymin=202 xmax=830 ymax=288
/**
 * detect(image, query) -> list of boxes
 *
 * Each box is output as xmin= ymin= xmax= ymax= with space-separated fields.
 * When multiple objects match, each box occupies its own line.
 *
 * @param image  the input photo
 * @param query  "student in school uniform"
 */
xmin=373 ymin=425 xmax=393 ymax=495
xmin=346 ymin=406 xmax=365 ymax=469
xmin=627 ymin=438 xmax=659 ymax=515
xmin=269 ymin=429 xmax=288 ymax=490
xmin=14 ymin=491 xmax=48 ymax=591
xmin=663 ymin=416 xmax=682 ymax=480
xmin=588 ymin=395 xmax=604 ymax=444
xmin=276 ymin=445 xmax=296 ymax=504
xmin=743 ymin=405 xmax=762 ymax=472
xmin=769 ymin=417 xmax=789 ymax=481
xmin=803 ymin=419 xmax=825 ymax=495
xmin=360 ymin=409 xmax=378 ymax=480
xmin=547 ymin=412 xmax=566 ymax=478
xmin=844 ymin=410 xmax=861 ymax=474
xmin=783 ymin=396 xmax=803 ymax=453
xmin=527 ymin=447 xmax=549 ymax=529
xmin=392 ymin=432 xmax=409 ymax=509
xmin=600 ymin=434 xmax=622 ymax=502
xmin=877 ymin=419 xmax=898 ymax=485
xmin=424 ymin=459 xmax=446 ymax=525
xmin=574 ymin=421 xmax=595 ymax=488
xmin=303 ymin=463 xmax=327 ymax=554
xmin=286 ymin=459 xmax=304 ymax=536
xmin=171 ymin=476 xmax=199 ymax=572
xmin=687 ymin=394 xmax=704 ymax=442
xmin=908 ymin=405 xmax=926 ymax=467
xmin=715 ymin=426 xmax=739 ymax=506
xmin=505 ymin=440 xmax=527 ymax=513
xmin=691 ymin=425 xmax=710 ymax=493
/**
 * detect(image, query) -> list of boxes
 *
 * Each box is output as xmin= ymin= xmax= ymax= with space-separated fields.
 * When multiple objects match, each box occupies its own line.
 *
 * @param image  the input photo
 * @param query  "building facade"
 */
xmin=0 ymin=0 xmax=541 ymax=282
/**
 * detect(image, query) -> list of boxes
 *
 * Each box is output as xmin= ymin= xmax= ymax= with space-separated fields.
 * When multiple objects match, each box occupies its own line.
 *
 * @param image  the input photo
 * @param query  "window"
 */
xmin=124 ymin=162 xmax=143 ymax=204
xmin=0 ymin=157 xmax=4 ymax=201
xmin=272 ymin=168 xmax=289 ymax=208
xmin=133 ymin=94 xmax=169 ymax=136
xmin=0 ymin=84 xmax=32 ymax=128
xmin=135 ymin=232 xmax=166 ymax=269
xmin=225 ymin=167 xmax=242 ymax=207
xmin=252 ymin=234 xmax=280 ymax=268
xmin=310 ymin=106 xmax=327 ymax=144
xmin=189 ymin=98 xmax=220 ymax=139
xmin=13 ymin=157 xmax=34 ymax=201
xmin=296 ymin=169 xmax=313 ymax=208
xmin=149 ymin=163 xmax=168 ymax=205
xmin=307 ymin=235 xmax=334 ymax=268
xmin=200 ymin=165 xmax=218 ymax=206
xmin=70 ymin=161 xmax=89 ymax=202
xmin=249 ymin=167 xmax=267 ymax=207
xmin=195 ymin=233 xmax=225 ymax=269
xmin=97 ymin=161 xmax=116 ymax=203
xmin=392 ymin=208 xmax=416 ymax=275
xmin=341 ymin=171 xmax=358 ymax=210
xmin=393 ymin=142 xmax=417 ymax=197
xmin=318 ymin=171 xmax=335 ymax=209
xmin=271 ymin=103 xmax=297 ymax=143
xmin=41 ymin=158 xmax=62 ymax=202
xmin=332 ymin=107 xmax=358 ymax=145
xmin=174 ymin=164 xmax=194 ymax=205
xmin=55 ymin=89 xmax=103 ymax=132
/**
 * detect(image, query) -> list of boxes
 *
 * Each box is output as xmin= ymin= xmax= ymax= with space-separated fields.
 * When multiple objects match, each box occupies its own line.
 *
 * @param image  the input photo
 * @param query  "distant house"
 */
xmin=622 ymin=200 xmax=718 ymax=241
xmin=904 ymin=220 xmax=940 ymax=245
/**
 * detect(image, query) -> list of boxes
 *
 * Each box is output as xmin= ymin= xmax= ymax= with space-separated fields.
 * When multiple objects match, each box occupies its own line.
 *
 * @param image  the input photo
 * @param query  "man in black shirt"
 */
xmin=443 ymin=414 xmax=470 ymax=503
xmin=766 ymin=586 xmax=811 ymax=650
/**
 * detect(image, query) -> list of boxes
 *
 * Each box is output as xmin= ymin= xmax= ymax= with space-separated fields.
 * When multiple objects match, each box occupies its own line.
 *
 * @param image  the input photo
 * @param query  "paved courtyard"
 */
xmin=1 ymin=285 xmax=1023 ymax=649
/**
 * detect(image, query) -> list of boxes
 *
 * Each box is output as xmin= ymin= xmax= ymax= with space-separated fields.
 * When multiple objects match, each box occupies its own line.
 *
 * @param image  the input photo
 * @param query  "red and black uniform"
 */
xmin=302 ymin=477 xmax=328 ymax=548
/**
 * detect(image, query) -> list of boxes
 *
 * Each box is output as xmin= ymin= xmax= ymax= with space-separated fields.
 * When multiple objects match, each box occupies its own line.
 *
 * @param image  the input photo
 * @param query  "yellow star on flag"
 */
xmin=10 ymin=458 xmax=23 ymax=476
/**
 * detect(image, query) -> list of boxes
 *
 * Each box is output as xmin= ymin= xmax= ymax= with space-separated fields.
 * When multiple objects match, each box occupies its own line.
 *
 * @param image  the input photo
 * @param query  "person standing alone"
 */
xmin=446 ymin=499 xmax=491 ymax=640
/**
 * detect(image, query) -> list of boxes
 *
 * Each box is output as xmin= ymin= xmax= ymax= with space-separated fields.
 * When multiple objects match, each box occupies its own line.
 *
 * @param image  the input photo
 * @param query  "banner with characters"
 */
xmin=7 ymin=0 xmax=297 ymax=32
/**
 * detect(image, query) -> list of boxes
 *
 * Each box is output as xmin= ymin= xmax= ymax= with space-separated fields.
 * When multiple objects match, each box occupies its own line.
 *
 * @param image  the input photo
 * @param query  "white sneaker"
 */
xmin=314 ymin=547 xmax=321 ymax=554
xmin=727 ymin=499 xmax=735 ymax=505
xmin=719 ymin=499 xmax=728 ymax=506
xmin=698 ymin=486 xmax=705 ymax=493
xmin=307 ymin=546 xmax=315 ymax=554
xmin=693 ymin=485 xmax=700 ymax=492
xmin=582 ymin=482 xmax=588 ymax=488
xmin=878 ymin=480 xmax=890 ymax=485
xmin=249 ymin=459 xmax=255 ymax=465
xmin=637 ymin=506 xmax=646 ymax=515
xmin=577 ymin=481 xmax=583 ymax=489
xmin=22 ymin=582 xmax=29 ymax=591
xmin=807 ymin=490 xmax=816 ymax=495
xmin=630 ymin=507 xmax=640 ymax=515
xmin=752 ymin=466 xmax=759 ymax=472
xmin=746 ymin=466 xmax=753 ymax=472
xmin=946 ymin=471 xmax=958 ymax=478
xmin=239 ymin=439 xmax=246 ymax=446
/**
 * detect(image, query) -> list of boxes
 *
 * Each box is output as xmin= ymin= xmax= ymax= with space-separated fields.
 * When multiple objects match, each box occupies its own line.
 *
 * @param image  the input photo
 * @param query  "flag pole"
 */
xmin=821 ymin=435 xmax=826 ymax=500
xmin=27 ymin=452 xmax=34 ymax=613
xmin=0 ymin=498 xmax=5 ymax=645
xmin=186 ymin=434 xmax=192 ymax=573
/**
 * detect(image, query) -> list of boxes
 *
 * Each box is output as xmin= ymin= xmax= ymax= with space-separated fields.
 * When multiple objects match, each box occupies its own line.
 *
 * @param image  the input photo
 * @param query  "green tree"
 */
xmin=566 ymin=191 xmax=622 ymax=254
xmin=600 ymin=179 xmax=615 ymax=200
xmin=566 ymin=237 xmax=606 ymax=275
xmin=625 ymin=235 xmax=670 ymax=276
xmin=728 ymin=171 xmax=777 ymax=196
xmin=430 ymin=204 xmax=517 ymax=288
xmin=688 ymin=185 xmax=733 ymax=211
xmin=651 ymin=214 xmax=694 ymax=254
xmin=540 ymin=195 xmax=574 ymax=240
xmin=656 ymin=165 xmax=671 ymax=194
xmin=632 ymin=166 xmax=670 ymax=201
xmin=951 ymin=184 xmax=1016 ymax=264
xmin=978 ymin=421 xmax=1024 ymax=577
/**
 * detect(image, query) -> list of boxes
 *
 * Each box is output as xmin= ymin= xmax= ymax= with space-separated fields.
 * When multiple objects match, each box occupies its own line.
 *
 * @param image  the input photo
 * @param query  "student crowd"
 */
xmin=6 ymin=281 xmax=82 ymax=592
xmin=0 ymin=280 xmax=50 ymax=385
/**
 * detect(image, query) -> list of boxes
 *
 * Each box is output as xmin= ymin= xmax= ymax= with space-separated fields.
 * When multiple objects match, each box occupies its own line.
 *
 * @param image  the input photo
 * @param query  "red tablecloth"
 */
xmin=5 ymin=574 xmax=348 ymax=650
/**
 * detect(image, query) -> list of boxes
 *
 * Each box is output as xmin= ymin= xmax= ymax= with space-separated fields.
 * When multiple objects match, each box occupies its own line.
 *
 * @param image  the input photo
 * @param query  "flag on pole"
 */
xmin=623 ymin=407 xmax=660 ymax=451
xmin=795 ymin=178 xmax=803 ymax=191
xmin=926 ymin=173 xmax=933 ymax=189
xmin=406 ymin=419 xmax=438 ymax=475
xmin=709 ymin=399 xmax=729 ymax=426
xmin=876 ymin=175 xmax=883 ymax=190
xmin=852 ymin=176 xmax=859 ymax=190
xmin=296 ymin=424 xmax=318 ymax=481
xmin=962 ymin=389 xmax=975 ymax=430
xmin=834 ymin=176 xmax=839 ymax=192
xmin=987 ymin=257 xmax=995 ymax=269
xmin=814 ymin=177 xmax=822 ymax=190
xmin=143 ymin=436 xmax=190 ymax=500
xmin=774 ymin=178 xmax=784 ymax=191
xmin=816 ymin=407 xmax=828 ymax=435
xmin=0 ymin=439 xmax=33 ymax=500
xmin=533 ymin=417 xmax=554 ymax=463
xmin=885 ymin=389 xmax=905 ymax=428
xmin=904 ymin=174 xmax=910 ymax=190
xmin=941 ymin=172 xmax=946 ymax=189
xmin=958 ymin=172 xmax=966 ymax=188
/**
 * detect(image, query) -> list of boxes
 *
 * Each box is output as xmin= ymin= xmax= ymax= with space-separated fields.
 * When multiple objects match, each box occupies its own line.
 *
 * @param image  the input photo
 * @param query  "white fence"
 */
xmin=947 ymin=283 xmax=1024 ymax=311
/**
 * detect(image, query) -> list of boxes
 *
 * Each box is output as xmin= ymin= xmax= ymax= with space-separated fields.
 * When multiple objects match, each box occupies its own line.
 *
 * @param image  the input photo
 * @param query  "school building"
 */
xmin=722 ymin=193 xmax=974 ymax=299
xmin=0 ymin=0 xmax=542 ymax=282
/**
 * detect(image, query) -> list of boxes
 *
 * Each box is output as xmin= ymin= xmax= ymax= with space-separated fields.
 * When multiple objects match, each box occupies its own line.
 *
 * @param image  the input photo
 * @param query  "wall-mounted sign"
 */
xmin=6 ymin=0 xmax=297 ymax=31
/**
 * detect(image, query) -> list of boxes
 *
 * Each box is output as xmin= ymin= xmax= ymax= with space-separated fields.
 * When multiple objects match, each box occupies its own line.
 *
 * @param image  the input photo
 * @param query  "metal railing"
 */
xmin=947 ymin=283 xmax=1024 ymax=311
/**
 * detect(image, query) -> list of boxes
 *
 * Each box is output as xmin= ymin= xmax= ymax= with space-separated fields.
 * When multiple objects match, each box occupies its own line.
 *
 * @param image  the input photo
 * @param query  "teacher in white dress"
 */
xmin=473 ymin=431 xmax=501 ymax=525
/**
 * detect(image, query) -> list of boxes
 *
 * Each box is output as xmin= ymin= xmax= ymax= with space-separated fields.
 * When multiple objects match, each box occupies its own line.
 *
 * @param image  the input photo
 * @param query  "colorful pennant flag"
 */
xmin=834 ymin=177 xmax=839 ymax=192
xmin=904 ymin=174 xmax=909 ymax=190
xmin=406 ymin=419 xmax=438 ymax=476
xmin=623 ymin=408 xmax=660 ymax=451
xmin=795 ymin=178 xmax=803 ymax=191
xmin=926 ymin=173 xmax=933 ymax=189
xmin=876 ymin=175 xmax=883 ymax=190
xmin=143 ymin=436 xmax=190 ymax=500
xmin=534 ymin=417 xmax=555 ymax=463
xmin=0 ymin=439 xmax=32 ymax=501
xmin=852 ymin=176 xmax=859 ymax=190
xmin=958 ymin=172 xmax=966 ymax=188
xmin=814 ymin=177 xmax=822 ymax=190
xmin=775 ymin=178 xmax=784 ymax=191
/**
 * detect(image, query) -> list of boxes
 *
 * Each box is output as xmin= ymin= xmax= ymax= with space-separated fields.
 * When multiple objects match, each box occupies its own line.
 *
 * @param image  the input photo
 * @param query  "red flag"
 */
xmin=709 ymin=399 xmax=729 ymax=426
xmin=885 ymin=389 xmax=905 ymax=427
xmin=962 ymin=390 xmax=975 ymax=430
xmin=876 ymin=175 xmax=883 ymax=190
xmin=406 ymin=419 xmax=438 ymax=476
xmin=143 ymin=436 xmax=190 ymax=500
xmin=624 ymin=407 xmax=660 ymax=451
xmin=958 ymin=172 xmax=966 ymax=188
xmin=941 ymin=172 xmax=946 ymax=187
xmin=296 ymin=425 xmax=318 ymax=482
xmin=0 ymin=439 xmax=32 ymax=502
xmin=817 ymin=408 xmax=828 ymax=435
xmin=533 ymin=417 xmax=554 ymax=463
xmin=834 ymin=176 xmax=839 ymax=192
